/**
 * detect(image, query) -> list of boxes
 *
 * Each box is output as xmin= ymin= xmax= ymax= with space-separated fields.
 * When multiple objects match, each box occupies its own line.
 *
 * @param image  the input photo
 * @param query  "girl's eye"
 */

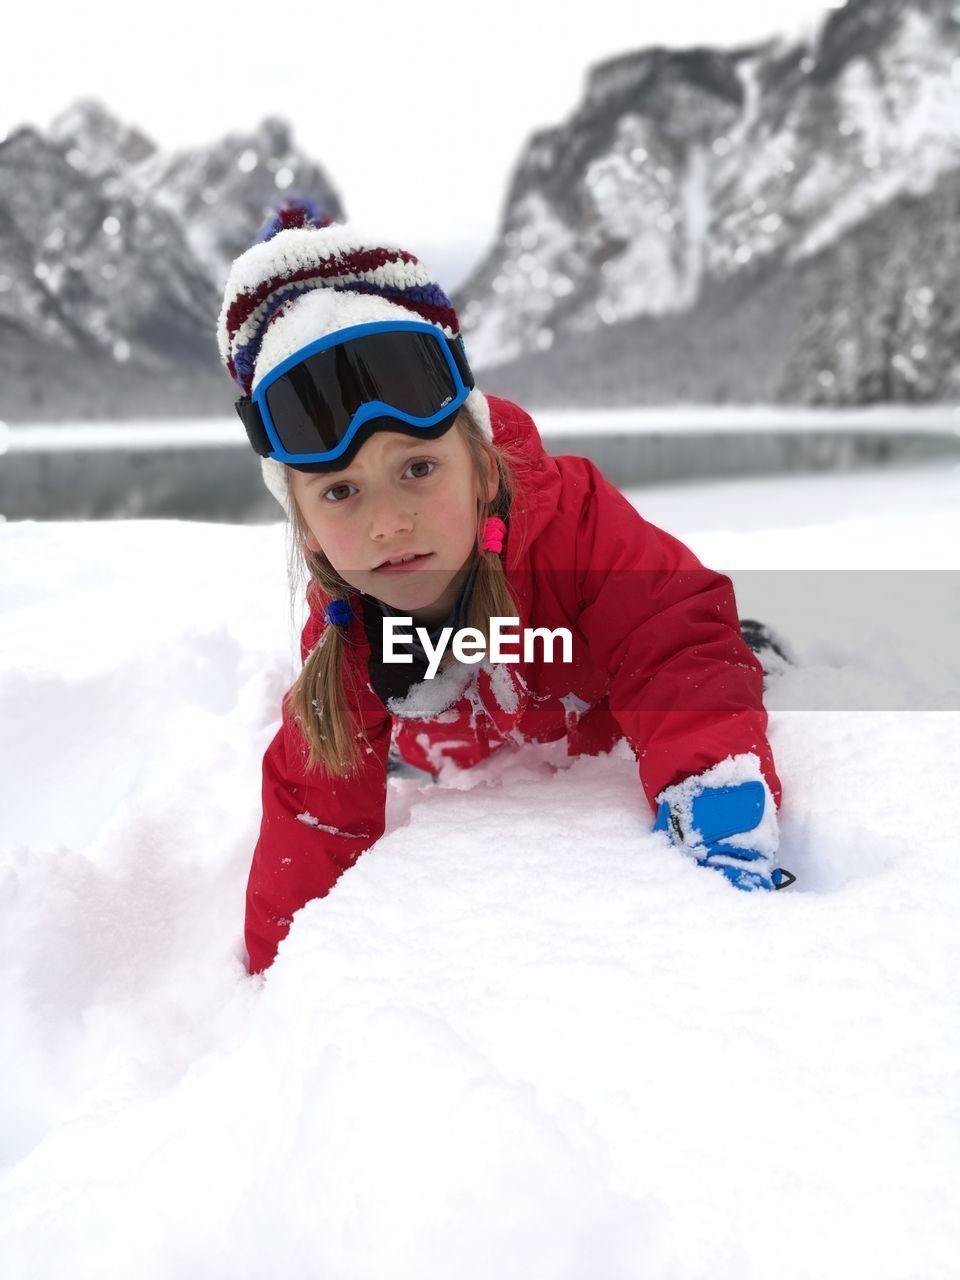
xmin=404 ymin=459 xmax=435 ymax=479
xmin=322 ymin=482 xmax=357 ymax=503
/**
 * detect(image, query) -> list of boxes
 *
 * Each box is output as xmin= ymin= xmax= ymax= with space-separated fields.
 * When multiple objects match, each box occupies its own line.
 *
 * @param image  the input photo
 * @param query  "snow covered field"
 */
xmin=1 ymin=461 xmax=959 ymax=1279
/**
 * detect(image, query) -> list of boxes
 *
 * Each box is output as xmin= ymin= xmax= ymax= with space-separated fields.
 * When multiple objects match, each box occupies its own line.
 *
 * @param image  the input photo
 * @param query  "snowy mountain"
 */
xmin=129 ymin=114 xmax=343 ymax=291
xmin=461 ymin=0 xmax=960 ymax=404
xmin=3 ymin=0 xmax=959 ymax=423
xmin=0 ymin=102 xmax=342 ymax=421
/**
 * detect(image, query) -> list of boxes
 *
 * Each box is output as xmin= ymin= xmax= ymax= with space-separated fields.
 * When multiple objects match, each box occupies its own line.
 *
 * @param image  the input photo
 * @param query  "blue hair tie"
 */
xmin=323 ymin=599 xmax=354 ymax=627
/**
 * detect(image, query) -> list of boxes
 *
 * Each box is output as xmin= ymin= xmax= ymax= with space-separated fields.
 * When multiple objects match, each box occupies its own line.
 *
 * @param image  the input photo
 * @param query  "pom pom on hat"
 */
xmin=253 ymin=195 xmax=335 ymax=243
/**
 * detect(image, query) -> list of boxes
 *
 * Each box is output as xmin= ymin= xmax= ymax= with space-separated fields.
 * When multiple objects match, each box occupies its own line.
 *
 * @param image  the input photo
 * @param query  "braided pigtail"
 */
xmin=457 ymin=408 xmax=523 ymax=646
xmin=285 ymin=537 xmax=365 ymax=777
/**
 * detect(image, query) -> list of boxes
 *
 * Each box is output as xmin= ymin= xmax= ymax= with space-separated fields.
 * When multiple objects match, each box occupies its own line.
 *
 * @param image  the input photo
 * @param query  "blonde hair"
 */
xmin=285 ymin=407 xmax=526 ymax=777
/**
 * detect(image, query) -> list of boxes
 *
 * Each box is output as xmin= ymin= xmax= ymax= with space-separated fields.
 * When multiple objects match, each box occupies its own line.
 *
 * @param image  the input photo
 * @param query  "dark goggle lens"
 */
xmin=264 ymin=330 xmax=458 ymax=456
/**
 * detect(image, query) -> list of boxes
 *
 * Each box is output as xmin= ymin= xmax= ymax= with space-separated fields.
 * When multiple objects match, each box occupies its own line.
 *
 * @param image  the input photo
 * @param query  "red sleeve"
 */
xmin=566 ymin=461 xmax=782 ymax=812
xmin=245 ymin=606 xmax=391 ymax=974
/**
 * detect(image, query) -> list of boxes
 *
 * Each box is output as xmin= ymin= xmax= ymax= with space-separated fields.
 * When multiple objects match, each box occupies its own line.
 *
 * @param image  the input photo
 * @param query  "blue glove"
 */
xmin=654 ymin=775 xmax=795 ymax=891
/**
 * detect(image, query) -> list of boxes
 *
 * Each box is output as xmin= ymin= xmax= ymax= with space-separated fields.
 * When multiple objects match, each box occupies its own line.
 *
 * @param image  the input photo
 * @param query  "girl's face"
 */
xmin=289 ymin=417 xmax=498 ymax=627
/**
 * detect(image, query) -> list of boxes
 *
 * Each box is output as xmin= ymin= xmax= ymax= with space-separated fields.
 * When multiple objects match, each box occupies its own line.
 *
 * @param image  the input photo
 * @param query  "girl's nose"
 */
xmin=368 ymin=489 xmax=415 ymax=541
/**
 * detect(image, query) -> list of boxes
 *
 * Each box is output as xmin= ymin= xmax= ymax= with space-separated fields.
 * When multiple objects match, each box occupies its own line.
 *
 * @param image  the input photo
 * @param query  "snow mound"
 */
xmin=2 ymin=463 xmax=959 ymax=1278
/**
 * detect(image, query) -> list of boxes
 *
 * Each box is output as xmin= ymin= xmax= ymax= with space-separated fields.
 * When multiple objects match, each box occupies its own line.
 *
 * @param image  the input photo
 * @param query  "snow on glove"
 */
xmin=653 ymin=753 xmax=795 ymax=891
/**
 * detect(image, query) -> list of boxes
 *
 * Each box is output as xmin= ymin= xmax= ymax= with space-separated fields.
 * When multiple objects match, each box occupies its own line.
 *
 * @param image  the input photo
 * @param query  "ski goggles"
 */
xmin=234 ymin=320 xmax=475 ymax=472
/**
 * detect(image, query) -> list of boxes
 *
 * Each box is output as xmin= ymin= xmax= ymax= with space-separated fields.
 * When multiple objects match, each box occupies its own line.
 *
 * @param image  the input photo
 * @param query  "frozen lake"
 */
xmin=3 ymin=402 xmax=960 ymax=520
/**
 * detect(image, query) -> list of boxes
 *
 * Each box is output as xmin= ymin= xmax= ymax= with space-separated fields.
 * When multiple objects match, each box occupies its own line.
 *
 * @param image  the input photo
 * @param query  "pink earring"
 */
xmin=481 ymin=516 xmax=506 ymax=555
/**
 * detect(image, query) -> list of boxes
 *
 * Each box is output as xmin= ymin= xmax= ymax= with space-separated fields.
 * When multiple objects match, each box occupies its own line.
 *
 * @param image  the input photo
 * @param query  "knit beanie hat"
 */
xmin=216 ymin=199 xmax=492 ymax=512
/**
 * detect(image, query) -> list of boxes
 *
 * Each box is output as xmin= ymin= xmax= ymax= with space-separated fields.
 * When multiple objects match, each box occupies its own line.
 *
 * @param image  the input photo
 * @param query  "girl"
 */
xmin=218 ymin=202 xmax=792 ymax=976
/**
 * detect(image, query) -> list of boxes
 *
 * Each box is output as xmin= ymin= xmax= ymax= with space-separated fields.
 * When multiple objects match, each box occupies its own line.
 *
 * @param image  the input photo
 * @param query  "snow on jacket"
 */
xmin=245 ymin=395 xmax=782 ymax=973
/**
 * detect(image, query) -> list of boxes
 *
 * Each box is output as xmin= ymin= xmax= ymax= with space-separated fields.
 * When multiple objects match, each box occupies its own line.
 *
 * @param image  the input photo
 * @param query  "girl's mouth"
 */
xmin=373 ymin=552 xmax=434 ymax=574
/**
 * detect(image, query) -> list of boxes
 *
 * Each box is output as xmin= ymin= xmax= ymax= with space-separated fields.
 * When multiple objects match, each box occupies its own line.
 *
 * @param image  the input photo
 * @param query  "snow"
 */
xmin=387 ymin=656 xmax=475 ymax=719
xmin=2 ymin=460 xmax=959 ymax=1278
xmin=534 ymin=402 xmax=960 ymax=437
xmin=296 ymin=812 xmax=350 ymax=837
xmin=793 ymin=9 xmax=960 ymax=261
xmin=5 ymin=403 xmax=959 ymax=453
xmin=462 ymin=191 xmax=579 ymax=369
xmin=2 ymin=418 xmax=242 ymax=453
xmin=678 ymin=142 xmax=709 ymax=307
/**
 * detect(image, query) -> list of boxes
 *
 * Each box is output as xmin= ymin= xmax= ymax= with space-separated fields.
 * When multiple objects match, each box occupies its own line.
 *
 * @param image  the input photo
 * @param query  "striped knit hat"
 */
xmin=217 ymin=199 xmax=492 ymax=510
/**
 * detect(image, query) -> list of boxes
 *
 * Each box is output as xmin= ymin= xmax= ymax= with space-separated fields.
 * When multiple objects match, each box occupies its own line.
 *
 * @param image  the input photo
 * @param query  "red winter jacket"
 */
xmin=245 ymin=396 xmax=782 ymax=973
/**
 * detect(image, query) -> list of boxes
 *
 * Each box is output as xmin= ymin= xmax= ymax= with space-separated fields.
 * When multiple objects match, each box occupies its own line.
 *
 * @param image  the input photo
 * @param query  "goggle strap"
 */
xmin=448 ymin=335 xmax=474 ymax=391
xmin=234 ymin=396 xmax=272 ymax=458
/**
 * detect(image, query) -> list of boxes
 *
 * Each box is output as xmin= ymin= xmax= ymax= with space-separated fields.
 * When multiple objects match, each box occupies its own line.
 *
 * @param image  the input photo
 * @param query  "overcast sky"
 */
xmin=4 ymin=0 xmax=845 ymax=285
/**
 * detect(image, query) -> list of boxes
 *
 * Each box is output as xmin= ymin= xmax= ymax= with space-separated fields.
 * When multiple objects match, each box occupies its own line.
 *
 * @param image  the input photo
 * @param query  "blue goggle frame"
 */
xmin=234 ymin=320 xmax=475 ymax=471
